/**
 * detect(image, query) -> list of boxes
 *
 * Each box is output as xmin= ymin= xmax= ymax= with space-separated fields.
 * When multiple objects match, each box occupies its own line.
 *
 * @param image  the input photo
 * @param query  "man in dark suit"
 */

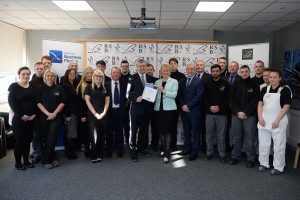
xmin=96 ymin=60 xmax=111 ymax=82
xmin=178 ymin=63 xmax=204 ymax=161
xmin=195 ymin=60 xmax=211 ymax=83
xmin=106 ymin=67 xmax=127 ymax=158
xmin=127 ymin=59 xmax=156 ymax=162
xmin=223 ymin=61 xmax=240 ymax=85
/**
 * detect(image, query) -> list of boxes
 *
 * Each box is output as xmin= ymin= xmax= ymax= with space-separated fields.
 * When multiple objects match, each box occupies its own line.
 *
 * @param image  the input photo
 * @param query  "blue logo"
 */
xmin=49 ymin=50 xmax=62 ymax=63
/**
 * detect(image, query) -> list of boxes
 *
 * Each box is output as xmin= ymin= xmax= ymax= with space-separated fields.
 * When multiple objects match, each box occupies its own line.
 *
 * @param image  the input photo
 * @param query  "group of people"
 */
xmin=8 ymin=55 xmax=292 ymax=176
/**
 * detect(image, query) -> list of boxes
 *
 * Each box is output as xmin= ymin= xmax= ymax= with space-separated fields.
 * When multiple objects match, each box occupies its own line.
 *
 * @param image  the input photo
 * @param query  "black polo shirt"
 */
xmin=84 ymin=84 xmax=110 ymax=115
xmin=259 ymin=85 xmax=292 ymax=108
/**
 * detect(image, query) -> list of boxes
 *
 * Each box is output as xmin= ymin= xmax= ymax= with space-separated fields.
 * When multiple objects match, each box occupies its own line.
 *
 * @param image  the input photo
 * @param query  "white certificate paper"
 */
xmin=142 ymin=83 xmax=158 ymax=103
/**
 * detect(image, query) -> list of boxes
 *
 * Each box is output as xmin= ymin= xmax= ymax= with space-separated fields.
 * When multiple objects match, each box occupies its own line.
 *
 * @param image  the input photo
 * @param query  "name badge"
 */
xmin=220 ymin=86 xmax=225 ymax=92
xmin=248 ymin=88 xmax=253 ymax=92
xmin=54 ymin=92 xmax=60 ymax=96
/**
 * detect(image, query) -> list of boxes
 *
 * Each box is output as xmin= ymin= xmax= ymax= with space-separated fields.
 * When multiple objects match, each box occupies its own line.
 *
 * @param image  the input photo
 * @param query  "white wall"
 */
xmin=0 ymin=21 xmax=25 ymax=72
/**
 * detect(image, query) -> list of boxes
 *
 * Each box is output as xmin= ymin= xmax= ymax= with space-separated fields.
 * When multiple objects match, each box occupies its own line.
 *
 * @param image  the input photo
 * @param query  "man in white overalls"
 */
xmin=257 ymin=69 xmax=292 ymax=175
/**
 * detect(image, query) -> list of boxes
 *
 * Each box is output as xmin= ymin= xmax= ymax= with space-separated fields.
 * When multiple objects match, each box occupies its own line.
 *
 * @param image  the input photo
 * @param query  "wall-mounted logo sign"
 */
xmin=49 ymin=50 xmax=63 ymax=63
xmin=242 ymin=48 xmax=253 ymax=60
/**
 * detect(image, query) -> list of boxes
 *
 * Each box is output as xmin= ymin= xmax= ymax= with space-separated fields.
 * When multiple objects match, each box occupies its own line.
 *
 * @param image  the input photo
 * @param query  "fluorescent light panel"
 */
xmin=195 ymin=1 xmax=234 ymax=12
xmin=52 ymin=1 xmax=93 ymax=11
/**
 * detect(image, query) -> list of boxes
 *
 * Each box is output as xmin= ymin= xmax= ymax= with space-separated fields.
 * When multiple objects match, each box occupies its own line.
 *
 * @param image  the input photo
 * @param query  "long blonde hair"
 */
xmin=76 ymin=67 xmax=94 ymax=98
xmin=92 ymin=69 xmax=106 ymax=93
xmin=43 ymin=69 xmax=57 ymax=85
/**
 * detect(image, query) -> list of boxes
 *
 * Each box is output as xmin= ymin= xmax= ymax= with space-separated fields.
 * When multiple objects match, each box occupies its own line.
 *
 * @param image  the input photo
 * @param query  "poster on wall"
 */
xmin=42 ymin=40 xmax=84 ymax=77
xmin=87 ymin=42 xmax=156 ymax=76
xmin=157 ymin=43 xmax=226 ymax=74
xmin=228 ymin=42 xmax=269 ymax=77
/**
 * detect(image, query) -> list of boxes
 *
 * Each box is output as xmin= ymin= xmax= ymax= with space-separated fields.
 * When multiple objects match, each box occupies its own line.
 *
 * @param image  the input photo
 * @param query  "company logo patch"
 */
xmin=49 ymin=50 xmax=62 ymax=63
xmin=220 ymin=86 xmax=225 ymax=91
xmin=242 ymin=49 xmax=253 ymax=60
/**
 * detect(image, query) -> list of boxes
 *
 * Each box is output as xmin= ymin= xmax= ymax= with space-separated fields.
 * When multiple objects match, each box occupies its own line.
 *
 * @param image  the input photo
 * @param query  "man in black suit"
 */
xmin=96 ymin=60 xmax=111 ymax=82
xmin=195 ymin=60 xmax=211 ymax=83
xmin=127 ymin=59 xmax=156 ymax=162
xmin=218 ymin=57 xmax=229 ymax=77
xmin=223 ymin=61 xmax=240 ymax=85
xmin=106 ymin=67 xmax=127 ymax=158
xmin=60 ymin=60 xmax=82 ymax=86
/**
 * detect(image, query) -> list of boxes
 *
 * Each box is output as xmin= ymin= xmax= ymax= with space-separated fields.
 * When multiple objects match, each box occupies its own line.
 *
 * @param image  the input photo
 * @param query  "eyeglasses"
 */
xmin=94 ymin=75 xmax=103 ymax=78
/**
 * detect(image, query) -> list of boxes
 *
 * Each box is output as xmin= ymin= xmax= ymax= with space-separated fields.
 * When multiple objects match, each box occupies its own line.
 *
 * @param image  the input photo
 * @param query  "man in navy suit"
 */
xmin=178 ymin=63 xmax=204 ymax=161
xmin=106 ymin=67 xmax=127 ymax=158
xmin=127 ymin=59 xmax=156 ymax=162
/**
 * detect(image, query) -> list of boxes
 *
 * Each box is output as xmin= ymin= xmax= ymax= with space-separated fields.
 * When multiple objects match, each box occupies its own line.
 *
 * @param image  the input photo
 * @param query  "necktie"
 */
xmin=186 ymin=78 xmax=191 ymax=87
xmin=229 ymin=75 xmax=235 ymax=85
xmin=141 ymin=75 xmax=146 ymax=87
xmin=114 ymin=82 xmax=120 ymax=105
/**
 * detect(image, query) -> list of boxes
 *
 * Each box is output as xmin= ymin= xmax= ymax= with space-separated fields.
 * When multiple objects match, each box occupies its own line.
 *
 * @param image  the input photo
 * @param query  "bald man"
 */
xmin=195 ymin=60 xmax=211 ymax=83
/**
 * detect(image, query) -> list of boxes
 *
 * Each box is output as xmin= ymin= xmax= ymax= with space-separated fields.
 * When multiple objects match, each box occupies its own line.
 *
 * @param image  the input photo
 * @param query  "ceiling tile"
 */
xmin=161 ymin=12 xmax=192 ymax=20
xmin=160 ymin=20 xmax=187 ymax=26
xmin=88 ymin=1 xmax=126 ymax=11
xmin=267 ymin=20 xmax=296 ymax=27
xmin=98 ymin=11 xmax=129 ymax=19
xmin=258 ymin=26 xmax=281 ymax=32
xmin=161 ymin=1 xmax=198 ymax=12
xmin=213 ymin=20 xmax=243 ymax=26
xmin=160 ymin=25 xmax=184 ymax=29
xmin=186 ymin=19 xmax=215 ymax=26
xmin=191 ymin=12 xmax=223 ymax=20
xmin=296 ymin=9 xmax=300 ymax=13
xmin=210 ymin=26 xmax=235 ymax=31
xmin=110 ymin=25 xmax=128 ymax=28
xmin=105 ymin=19 xmax=130 ymax=25
xmin=16 ymin=1 xmax=60 ymax=11
xmin=227 ymin=2 xmax=271 ymax=13
xmin=77 ymin=18 xmax=106 ymax=25
xmin=0 ymin=17 xmax=29 ymax=25
xmin=280 ymin=13 xmax=300 ymax=21
xmin=60 ymin=24 xmax=85 ymax=30
xmin=262 ymin=3 xmax=300 ymax=13
xmin=240 ymin=20 xmax=272 ymax=26
xmin=0 ymin=11 xmax=15 ymax=19
xmin=185 ymin=26 xmax=210 ymax=30
xmin=85 ymin=24 xmax=109 ymax=28
xmin=250 ymin=12 xmax=287 ymax=20
xmin=36 ymin=24 xmax=63 ymax=30
xmin=66 ymin=11 xmax=99 ymax=19
xmin=233 ymin=26 xmax=259 ymax=31
xmin=221 ymin=12 xmax=255 ymax=20
xmin=24 ymin=18 xmax=55 ymax=25
xmin=5 ymin=11 xmax=42 ymax=18
xmin=35 ymin=11 xmax=72 ymax=19
xmin=17 ymin=24 xmax=39 ymax=30
xmin=0 ymin=1 xmax=28 ymax=11
xmin=51 ymin=18 xmax=80 ymax=25
xmin=125 ymin=1 xmax=161 ymax=11
xmin=238 ymin=0 xmax=275 ymax=2
xmin=277 ymin=0 xmax=300 ymax=2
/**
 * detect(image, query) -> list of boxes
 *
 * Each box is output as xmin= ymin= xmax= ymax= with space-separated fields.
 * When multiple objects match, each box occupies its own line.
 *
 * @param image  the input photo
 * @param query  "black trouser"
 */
xmin=39 ymin=116 xmax=62 ymax=165
xmin=12 ymin=116 xmax=34 ymax=165
xmin=199 ymin=111 xmax=206 ymax=153
xmin=123 ymin=105 xmax=130 ymax=145
xmin=170 ymin=110 xmax=179 ymax=149
xmin=130 ymin=113 xmax=150 ymax=151
xmin=77 ymin=118 xmax=90 ymax=152
xmin=88 ymin=115 xmax=106 ymax=159
xmin=107 ymin=109 xmax=124 ymax=155
xmin=150 ymin=114 xmax=159 ymax=148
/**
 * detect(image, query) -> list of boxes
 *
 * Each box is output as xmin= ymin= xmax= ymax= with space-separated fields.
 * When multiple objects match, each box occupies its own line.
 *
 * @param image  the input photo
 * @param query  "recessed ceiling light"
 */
xmin=52 ymin=1 xmax=93 ymax=11
xmin=195 ymin=1 xmax=234 ymax=12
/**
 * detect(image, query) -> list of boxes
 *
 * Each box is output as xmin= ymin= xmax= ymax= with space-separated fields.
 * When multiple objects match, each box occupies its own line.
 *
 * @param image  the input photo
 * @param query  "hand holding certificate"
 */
xmin=142 ymin=83 xmax=158 ymax=103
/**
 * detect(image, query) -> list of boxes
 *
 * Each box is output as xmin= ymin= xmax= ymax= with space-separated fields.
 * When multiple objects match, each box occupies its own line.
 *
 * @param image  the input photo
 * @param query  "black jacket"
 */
xmin=222 ymin=74 xmax=241 ymax=85
xmin=128 ymin=73 xmax=156 ymax=115
xmin=107 ymin=80 xmax=127 ymax=119
xmin=204 ymin=77 xmax=229 ymax=115
xmin=229 ymin=77 xmax=259 ymax=116
xmin=62 ymin=83 xmax=80 ymax=117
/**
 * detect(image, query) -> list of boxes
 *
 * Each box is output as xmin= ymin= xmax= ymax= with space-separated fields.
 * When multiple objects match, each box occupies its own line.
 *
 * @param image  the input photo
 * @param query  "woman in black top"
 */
xmin=8 ymin=67 xmax=36 ymax=170
xmin=76 ymin=67 xmax=93 ymax=157
xmin=37 ymin=69 xmax=65 ymax=169
xmin=84 ymin=69 xmax=110 ymax=163
xmin=62 ymin=69 xmax=80 ymax=160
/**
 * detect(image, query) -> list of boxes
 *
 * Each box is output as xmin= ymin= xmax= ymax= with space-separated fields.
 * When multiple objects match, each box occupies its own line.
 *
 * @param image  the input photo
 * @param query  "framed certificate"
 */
xmin=142 ymin=83 xmax=158 ymax=103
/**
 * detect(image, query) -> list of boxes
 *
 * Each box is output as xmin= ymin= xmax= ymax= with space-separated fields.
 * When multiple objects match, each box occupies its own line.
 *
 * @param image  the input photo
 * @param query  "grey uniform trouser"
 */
xmin=231 ymin=115 xmax=256 ymax=162
xmin=205 ymin=115 xmax=227 ymax=157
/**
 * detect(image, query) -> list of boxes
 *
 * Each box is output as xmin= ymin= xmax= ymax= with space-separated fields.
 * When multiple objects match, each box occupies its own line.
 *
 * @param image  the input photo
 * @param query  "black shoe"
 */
xmin=220 ymin=156 xmax=227 ymax=163
xmin=106 ymin=153 xmax=112 ymax=158
xmin=117 ymin=153 xmax=123 ymax=158
xmin=204 ymin=155 xmax=213 ymax=161
xmin=32 ymin=156 xmax=41 ymax=164
xmin=270 ymin=169 xmax=282 ymax=175
xmin=15 ymin=163 xmax=27 ymax=170
xmin=159 ymin=151 xmax=166 ymax=158
xmin=91 ymin=159 xmax=98 ymax=163
xmin=258 ymin=165 xmax=269 ymax=172
xmin=180 ymin=151 xmax=191 ymax=156
xmin=189 ymin=154 xmax=198 ymax=161
xmin=23 ymin=161 xmax=34 ymax=168
xmin=137 ymin=149 xmax=152 ymax=156
xmin=247 ymin=161 xmax=255 ymax=168
xmin=229 ymin=158 xmax=239 ymax=165
xmin=130 ymin=150 xmax=139 ymax=162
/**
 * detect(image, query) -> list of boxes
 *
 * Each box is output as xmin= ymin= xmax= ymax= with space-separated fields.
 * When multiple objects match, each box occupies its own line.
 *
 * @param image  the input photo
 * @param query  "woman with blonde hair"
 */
xmin=84 ymin=69 xmax=110 ymax=163
xmin=154 ymin=64 xmax=178 ymax=163
xmin=37 ymin=69 xmax=65 ymax=169
xmin=76 ymin=67 xmax=94 ymax=156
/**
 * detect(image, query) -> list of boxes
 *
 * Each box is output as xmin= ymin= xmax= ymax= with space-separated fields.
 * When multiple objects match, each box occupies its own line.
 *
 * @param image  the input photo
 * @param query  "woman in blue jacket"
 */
xmin=154 ymin=64 xmax=179 ymax=163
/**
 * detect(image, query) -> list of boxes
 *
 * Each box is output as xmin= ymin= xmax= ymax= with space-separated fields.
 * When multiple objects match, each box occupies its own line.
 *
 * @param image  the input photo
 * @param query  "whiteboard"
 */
xmin=228 ymin=42 xmax=269 ymax=77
